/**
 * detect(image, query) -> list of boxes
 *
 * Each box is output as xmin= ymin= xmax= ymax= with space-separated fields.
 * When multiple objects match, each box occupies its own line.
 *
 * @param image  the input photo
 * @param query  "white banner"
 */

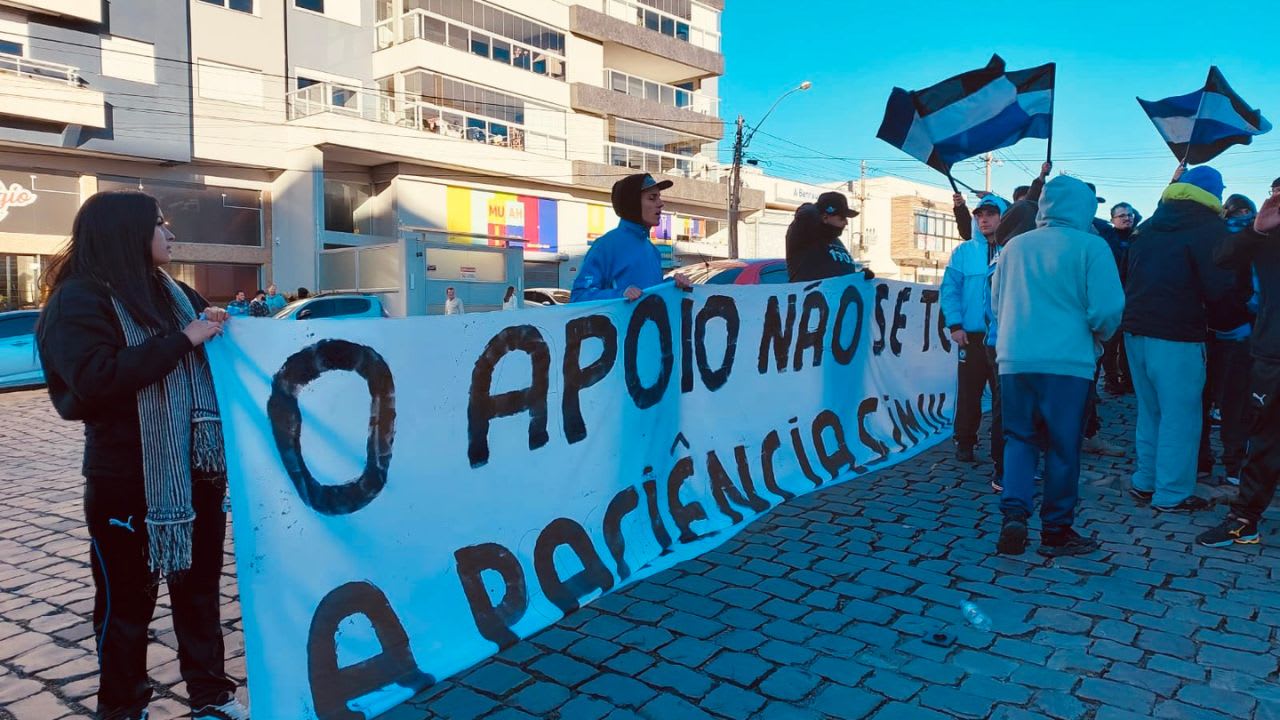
xmin=206 ymin=278 xmax=957 ymax=719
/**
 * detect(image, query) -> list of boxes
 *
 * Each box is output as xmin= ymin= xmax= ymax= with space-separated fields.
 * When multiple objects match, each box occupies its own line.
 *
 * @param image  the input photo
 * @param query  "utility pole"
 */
xmin=727 ymin=114 xmax=744 ymax=259
xmin=984 ymin=152 xmax=993 ymax=193
xmin=857 ymin=159 xmax=867 ymax=251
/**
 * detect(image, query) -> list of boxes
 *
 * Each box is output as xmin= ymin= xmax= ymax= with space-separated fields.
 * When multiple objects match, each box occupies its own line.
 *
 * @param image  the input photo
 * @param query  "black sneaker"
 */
xmin=1197 ymin=516 xmax=1260 ymax=547
xmin=956 ymin=445 xmax=976 ymax=463
xmin=1038 ymin=528 xmax=1100 ymax=557
xmin=1128 ymin=487 xmax=1153 ymax=504
xmin=191 ymin=692 xmax=249 ymax=720
xmin=997 ymin=516 xmax=1028 ymax=555
xmin=1153 ymin=495 xmax=1212 ymax=513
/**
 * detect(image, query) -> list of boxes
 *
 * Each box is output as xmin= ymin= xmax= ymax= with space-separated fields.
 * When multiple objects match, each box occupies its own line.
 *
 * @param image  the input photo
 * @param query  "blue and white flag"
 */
xmin=876 ymin=55 xmax=1054 ymax=175
xmin=1138 ymin=67 xmax=1271 ymax=165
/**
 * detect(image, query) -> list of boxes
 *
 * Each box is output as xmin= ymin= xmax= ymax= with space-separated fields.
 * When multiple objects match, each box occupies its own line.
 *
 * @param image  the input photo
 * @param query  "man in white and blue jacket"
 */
xmin=570 ymin=173 xmax=691 ymax=302
xmin=941 ymin=193 xmax=1009 ymax=465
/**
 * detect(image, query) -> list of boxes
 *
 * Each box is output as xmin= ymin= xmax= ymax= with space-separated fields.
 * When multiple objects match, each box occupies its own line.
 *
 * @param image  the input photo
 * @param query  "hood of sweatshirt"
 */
xmin=1035 ymin=176 xmax=1098 ymax=232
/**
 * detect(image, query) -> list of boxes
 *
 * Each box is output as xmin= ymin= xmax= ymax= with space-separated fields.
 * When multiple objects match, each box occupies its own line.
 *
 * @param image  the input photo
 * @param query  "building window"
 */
xmin=0 ymin=254 xmax=51 ymax=310
xmin=913 ymin=210 xmax=961 ymax=254
xmin=640 ymin=0 xmax=692 ymax=19
xmin=98 ymin=177 xmax=264 ymax=247
xmin=323 ymin=180 xmax=376 ymax=235
xmin=394 ymin=0 xmax=566 ymax=80
xmin=0 ymin=39 xmax=20 ymax=56
xmin=196 ymin=60 xmax=265 ymax=106
xmin=391 ymin=70 xmax=566 ymax=155
xmin=167 ymin=262 xmax=262 ymax=305
xmin=295 ymin=0 xmax=324 ymax=12
xmin=100 ymin=37 xmax=156 ymax=84
xmin=198 ymin=0 xmax=255 ymax=12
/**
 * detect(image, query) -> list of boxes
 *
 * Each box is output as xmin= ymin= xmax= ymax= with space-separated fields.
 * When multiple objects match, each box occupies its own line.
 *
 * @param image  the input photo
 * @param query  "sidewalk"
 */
xmin=1 ymin=387 xmax=1277 ymax=720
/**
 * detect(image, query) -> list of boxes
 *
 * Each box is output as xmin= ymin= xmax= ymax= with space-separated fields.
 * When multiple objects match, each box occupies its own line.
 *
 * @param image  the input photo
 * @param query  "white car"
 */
xmin=274 ymin=294 xmax=389 ymax=320
xmin=523 ymin=288 xmax=570 ymax=306
xmin=0 ymin=309 xmax=44 ymax=390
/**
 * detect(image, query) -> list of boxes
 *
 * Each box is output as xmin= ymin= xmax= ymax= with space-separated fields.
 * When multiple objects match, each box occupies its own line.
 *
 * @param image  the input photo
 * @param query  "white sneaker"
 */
xmin=191 ymin=692 xmax=249 ymax=720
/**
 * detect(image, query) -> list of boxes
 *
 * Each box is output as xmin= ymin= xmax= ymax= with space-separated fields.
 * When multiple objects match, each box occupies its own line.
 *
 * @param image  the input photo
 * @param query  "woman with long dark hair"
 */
xmin=37 ymin=191 xmax=248 ymax=720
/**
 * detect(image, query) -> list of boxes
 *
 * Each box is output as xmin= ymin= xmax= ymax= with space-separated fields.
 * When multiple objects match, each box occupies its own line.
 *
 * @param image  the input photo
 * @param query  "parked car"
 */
xmin=524 ymin=288 xmax=570 ymax=306
xmin=671 ymin=259 xmax=792 ymax=285
xmin=274 ymin=293 xmax=388 ymax=320
xmin=0 ymin=309 xmax=44 ymax=390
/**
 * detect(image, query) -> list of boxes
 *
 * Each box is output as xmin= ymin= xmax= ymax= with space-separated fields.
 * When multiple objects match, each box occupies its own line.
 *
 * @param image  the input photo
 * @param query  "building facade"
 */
xmin=855 ymin=176 xmax=965 ymax=285
xmin=0 ymin=0 xmax=762 ymax=313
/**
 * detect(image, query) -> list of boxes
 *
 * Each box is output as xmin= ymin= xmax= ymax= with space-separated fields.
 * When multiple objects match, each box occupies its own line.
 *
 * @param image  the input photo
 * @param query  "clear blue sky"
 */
xmin=717 ymin=0 xmax=1280 ymax=216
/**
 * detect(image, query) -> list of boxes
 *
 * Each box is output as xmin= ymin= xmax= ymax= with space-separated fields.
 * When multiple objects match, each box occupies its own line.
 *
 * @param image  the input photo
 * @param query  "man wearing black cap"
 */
xmin=570 ymin=173 xmax=691 ymax=302
xmin=785 ymin=191 xmax=872 ymax=282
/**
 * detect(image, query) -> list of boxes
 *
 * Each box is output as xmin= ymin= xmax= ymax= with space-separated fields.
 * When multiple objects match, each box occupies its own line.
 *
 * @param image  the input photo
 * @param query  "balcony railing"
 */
xmin=375 ymin=9 xmax=566 ymax=81
xmin=285 ymin=82 xmax=568 ymax=160
xmin=599 ymin=0 xmax=720 ymax=52
xmin=605 ymin=142 xmax=717 ymax=180
xmin=604 ymin=68 xmax=717 ymax=116
xmin=0 ymin=53 xmax=81 ymax=85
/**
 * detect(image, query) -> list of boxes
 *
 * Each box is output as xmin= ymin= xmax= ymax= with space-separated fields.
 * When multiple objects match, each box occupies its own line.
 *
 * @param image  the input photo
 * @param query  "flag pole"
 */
xmin=1046 ymin=66 xmax=1056 ymax=165
xmin=1180 ymin=66 xmax=1213 ymax=168
xmin=945 ymin=170 xmax=960 ymax=194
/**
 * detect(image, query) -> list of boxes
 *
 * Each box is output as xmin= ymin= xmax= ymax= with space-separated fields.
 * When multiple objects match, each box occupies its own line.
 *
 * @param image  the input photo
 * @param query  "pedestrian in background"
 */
xmin=248 ymin=289 xmax=270 ymax=317
xmin=35 ymin=191 xmax=248 ymax=720
xmin=445 ymin=286 xmax=465 ymax=315
xmin=226 ymin=290 xmax=249 ymax=317
xmin=264 ymin=284 xmax=286 ymax=314
xmin=502 ymin=285 xmax=518 ymax=311
xmin=1102 ymin=202 xmax=1141 ymax=395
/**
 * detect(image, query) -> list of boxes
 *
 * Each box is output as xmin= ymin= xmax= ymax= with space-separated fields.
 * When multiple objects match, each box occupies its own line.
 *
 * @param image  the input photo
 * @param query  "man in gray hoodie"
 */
xmin=991 ymin=176 xmax=1126 ymax=557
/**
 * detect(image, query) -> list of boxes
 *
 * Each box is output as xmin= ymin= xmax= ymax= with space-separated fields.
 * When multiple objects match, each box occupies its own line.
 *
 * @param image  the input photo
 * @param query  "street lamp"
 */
xmin=727 ymin=81 xmax=812 ymax=259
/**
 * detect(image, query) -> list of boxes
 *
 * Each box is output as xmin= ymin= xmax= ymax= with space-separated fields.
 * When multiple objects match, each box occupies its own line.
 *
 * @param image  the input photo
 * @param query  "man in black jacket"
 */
xmin=1101 ymin=202 xmax=1141 ymax=394
xmin=786 ymin=191 xmax=874 ymax=282
xmin=1123 ymin=166 xmax=1234 ymax=512
xmin=1198 ymin=188 xmax=1280 ymax=546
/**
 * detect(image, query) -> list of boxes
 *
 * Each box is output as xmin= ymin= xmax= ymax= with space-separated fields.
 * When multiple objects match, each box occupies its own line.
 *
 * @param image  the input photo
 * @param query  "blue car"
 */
xmin=0 ymin=309 xmax=44 ymax=390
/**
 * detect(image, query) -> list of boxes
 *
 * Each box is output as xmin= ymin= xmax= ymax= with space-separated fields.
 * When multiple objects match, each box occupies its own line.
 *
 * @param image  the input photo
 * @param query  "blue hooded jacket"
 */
xmin=941 ymin=195 xmax=1009 ymax=335
xmin=570 ymin=219 xmax=663 ymax=302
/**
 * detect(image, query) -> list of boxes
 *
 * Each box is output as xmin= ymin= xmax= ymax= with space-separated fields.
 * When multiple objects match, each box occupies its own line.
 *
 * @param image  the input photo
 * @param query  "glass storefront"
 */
xmin=167 ymin=262 xmax=262 ymax=304
xmin=0 ymin=254 xmax=51 ymax=311
xmin=98 ymin=176 xmax=264 ymax=247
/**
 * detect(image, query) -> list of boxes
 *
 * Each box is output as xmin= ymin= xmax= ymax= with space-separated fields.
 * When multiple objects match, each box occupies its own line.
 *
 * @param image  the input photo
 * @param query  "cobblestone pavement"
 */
xmin=2 ymin=387 xmax=1278 ymax=720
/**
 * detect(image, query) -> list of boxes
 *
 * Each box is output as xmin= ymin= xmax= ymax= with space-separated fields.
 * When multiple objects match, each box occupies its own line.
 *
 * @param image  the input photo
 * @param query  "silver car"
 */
xmin=0 ymin=310 xmax=43 ymax=390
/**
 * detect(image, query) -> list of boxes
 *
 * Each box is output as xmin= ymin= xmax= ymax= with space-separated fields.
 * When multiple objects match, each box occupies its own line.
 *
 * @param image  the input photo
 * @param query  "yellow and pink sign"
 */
xmin=446 ymin=186 xmax=559 ymax=252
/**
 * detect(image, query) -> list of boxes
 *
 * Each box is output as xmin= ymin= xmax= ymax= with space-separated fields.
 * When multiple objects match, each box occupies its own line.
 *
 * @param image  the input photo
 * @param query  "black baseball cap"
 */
xmin=1084 ymin=182 xmax=1106 ymax=204
xmin=611 ymin=173 xmax=673 ymax=224
xmin=816 ymin=191 xmax=858 ymax=218
xmin=1271 ymin=177 xmax=1280 ymax=189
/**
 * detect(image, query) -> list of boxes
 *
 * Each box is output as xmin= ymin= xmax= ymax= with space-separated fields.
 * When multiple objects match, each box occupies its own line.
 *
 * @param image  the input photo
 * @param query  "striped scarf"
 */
xmin=110 ymin=270 xmax=225 ymax=576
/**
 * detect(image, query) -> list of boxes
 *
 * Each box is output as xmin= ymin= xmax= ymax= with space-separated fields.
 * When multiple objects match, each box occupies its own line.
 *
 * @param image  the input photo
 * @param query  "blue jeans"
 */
xmin=1000 ymin=373 xmax=1091 ymax=533
xmin=1126 ymin=334 xmax=1206 ymax=506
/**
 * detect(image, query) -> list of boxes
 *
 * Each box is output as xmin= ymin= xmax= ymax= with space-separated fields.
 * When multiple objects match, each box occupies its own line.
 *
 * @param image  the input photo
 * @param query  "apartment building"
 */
xmin=0 ymin=0 xmax=760 ymax=314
